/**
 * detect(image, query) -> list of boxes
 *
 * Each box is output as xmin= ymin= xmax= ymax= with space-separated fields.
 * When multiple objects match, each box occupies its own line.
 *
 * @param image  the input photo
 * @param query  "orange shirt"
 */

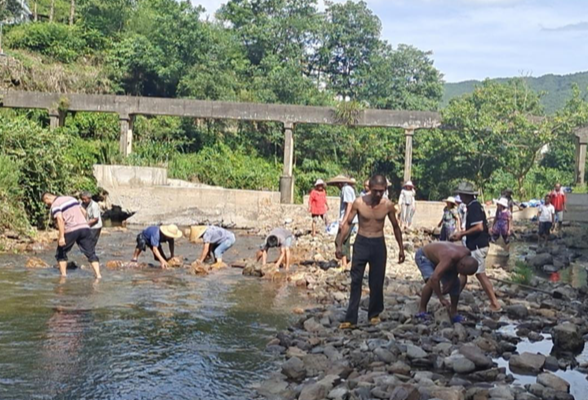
xmin=549 ymin=190 xmax=566 ymax=211
xmin=309 ymin=189 xmax=328 ymax=215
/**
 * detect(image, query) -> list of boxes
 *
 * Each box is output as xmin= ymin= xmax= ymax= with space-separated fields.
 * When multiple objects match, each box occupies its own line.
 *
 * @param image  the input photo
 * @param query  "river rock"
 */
xmin=427 ymin=386 xmax=465 ymax=400
xmin=389 ymin=360 xmax=411 ymax=375
xmin=374 ymin=348 xmax=395 ymax=363
xmin=537 ymin=372 xmax=570 ymax=393
xmin=191 ymin=261 xmax=210 ymax=275
xmin=452 ymin=356 xmax=476 ymax=374
xmin=488 ymin=385 xmax=515 ymax=400
xmin=552 ymin=323 xmax=585 ymax=353
xmin=281 ymin=356 xmax=306 ymax=381
xmin=167 ymin=256 xmax=183 ymax=267
xmin=459 ymin=344 xmax=493 ymax=369
xmin=303 ymin=317 xmax=325 ymax=333
xmin=105 ymin=260 xmax=125 ymax=269
xmin=388 ymin=385 xmax=420 ymax=400
xmin=328 ymin=386 xmax=349 ymax=400
xmin=506 ymin=304 xmax=529 ymax=319
xmin=25 ymin=257 xmax=49 ymax=268
xmin=509 ymin=352 xmax=545 ymax=374
xmin=299 ymin=382 xmax=328 ymax=400
xmin=406 ymin=344 xmax=428 ymax=359
xmin=527 ymin=253 xmax=553 ymax=268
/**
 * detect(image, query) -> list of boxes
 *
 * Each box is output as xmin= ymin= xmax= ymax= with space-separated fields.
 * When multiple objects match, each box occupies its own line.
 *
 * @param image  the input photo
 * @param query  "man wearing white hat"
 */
xmin=308 ymin=179 xmax=329 ymax=237
xmin=131 ymin=224 xmax=183 ymax=269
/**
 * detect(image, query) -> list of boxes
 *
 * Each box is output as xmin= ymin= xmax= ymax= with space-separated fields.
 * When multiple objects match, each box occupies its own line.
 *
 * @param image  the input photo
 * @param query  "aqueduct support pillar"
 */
xmin=575 ymin=127 xmax=588 ymax=185
xmin=119 ymin=113 xmax=135 ymax=157
xmin=403 ymin=128 xmax=415 ymax=183
xmin=48 ymin=109 xmax=65 ymax=130
xmin=280 ymin=122 xmax=295 ymax=204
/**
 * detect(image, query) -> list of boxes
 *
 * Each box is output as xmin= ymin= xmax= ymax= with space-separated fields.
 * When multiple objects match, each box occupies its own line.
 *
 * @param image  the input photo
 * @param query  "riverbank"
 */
xmin=251 ymin=225 xmax=588 ymax=400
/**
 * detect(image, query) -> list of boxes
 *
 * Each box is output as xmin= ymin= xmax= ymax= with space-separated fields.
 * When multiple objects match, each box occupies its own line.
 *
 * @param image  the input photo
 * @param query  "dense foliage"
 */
xmin=0 ymin=0 xmax=587 ymax=231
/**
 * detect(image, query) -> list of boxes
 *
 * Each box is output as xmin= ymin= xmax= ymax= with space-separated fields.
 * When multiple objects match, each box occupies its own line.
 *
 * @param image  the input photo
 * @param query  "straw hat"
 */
xmin=314 ymin=179 xmax=326 ymax=187
xmin=188 ymin=225 xmax=207 ymax=243
xmin=160 ymin=224 xmax=183 ymax=239
xmin=495 ymin=198 xmax=509 ymax=208
xmin=404 ymin=180 xmax=414 ymax=188
xmin=444 ymin=196 xmax=457 ymax=205
xmin=327 ymin=175 xmax=354 ymax=185
xmin=455 ymin=181 xmax=478 ymax=195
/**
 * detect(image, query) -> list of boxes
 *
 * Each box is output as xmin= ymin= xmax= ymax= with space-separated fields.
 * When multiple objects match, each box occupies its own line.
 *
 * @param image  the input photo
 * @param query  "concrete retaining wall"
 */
xmin=566 ymin=194 xmax=588 ymax=223
xmin=94 ymin=165 xmax=167 ymax=188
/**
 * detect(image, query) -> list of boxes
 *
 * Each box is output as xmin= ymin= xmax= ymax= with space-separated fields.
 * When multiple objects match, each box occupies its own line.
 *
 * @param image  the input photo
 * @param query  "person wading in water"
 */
xmin=336 ymin=174 xmax=405 ymax=329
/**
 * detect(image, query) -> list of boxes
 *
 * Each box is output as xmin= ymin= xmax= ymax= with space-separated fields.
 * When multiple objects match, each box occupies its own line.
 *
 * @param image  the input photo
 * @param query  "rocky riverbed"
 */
xmin=247 ymin=225 xmax=588 ymax=400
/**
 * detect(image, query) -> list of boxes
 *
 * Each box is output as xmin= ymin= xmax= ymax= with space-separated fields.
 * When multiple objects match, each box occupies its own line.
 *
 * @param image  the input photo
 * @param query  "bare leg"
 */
xmin=419 ymin=282 xmax=434 ymax=313
xmin=285 ymin=249 xmax=291 ymax=270
xmin=477 ymin=273 xmax=500 ymax=310
xmin=58 ymin=261 xmax=67 ymax=277
xmin=91 ymin=261 xmax=102 ymax=279
xmin=341 ymin=256 xmax=348 ymax=269
xmin=312 ymin=219 xmax=316 ymax=237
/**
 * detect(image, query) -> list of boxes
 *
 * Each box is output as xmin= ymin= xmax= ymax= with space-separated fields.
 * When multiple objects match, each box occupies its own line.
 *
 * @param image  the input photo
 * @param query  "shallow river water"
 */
xmin=0 ymin=229 xmax=309 ymax=400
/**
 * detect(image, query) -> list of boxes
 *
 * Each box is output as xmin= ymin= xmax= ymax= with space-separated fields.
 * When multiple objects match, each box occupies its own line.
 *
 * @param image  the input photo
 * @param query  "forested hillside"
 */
xmin=443 ymin=72 xmax=588 ymax=114
xmin=0 ymin=0 xmax=587 ymax=233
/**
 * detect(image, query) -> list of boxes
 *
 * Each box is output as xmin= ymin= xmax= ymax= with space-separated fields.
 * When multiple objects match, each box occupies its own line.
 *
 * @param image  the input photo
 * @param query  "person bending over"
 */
xmin=191 ymin=225 xmax=236 ymax=268
xmin=131 ymin=225 xmax=182 ymax=269
xmin=256 ymin=228 xmax=295 ymax=270
xmin=415 ymin=242 xmax=478 ymax=323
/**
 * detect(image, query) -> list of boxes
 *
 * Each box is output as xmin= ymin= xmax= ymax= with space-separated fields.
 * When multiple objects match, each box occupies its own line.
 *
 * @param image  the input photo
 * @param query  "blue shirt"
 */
xmin=202 ymin=226 xmax=233 ymax=244
xmin=142 ymin=226 xmax=171 ymax=248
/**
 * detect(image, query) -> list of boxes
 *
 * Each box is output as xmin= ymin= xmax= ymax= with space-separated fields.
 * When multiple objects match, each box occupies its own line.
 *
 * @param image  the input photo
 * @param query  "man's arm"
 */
xmin=451 ymin=221 xmax=483 ymax=241
xmin=152 ymin=246 xmax=168 ymax=268
xmin=564 ymin=194 xmax=567 ymax=212
xmin=56 ymin=214 xmax=66 ymax=247
xmin=275 ymin=247 xmax=286 ymax=267
xmin=168 ymin=239 xmax=175 ymax=259
xmin=388 ymin=202 xmax=405 ymax=263
xmin=335 ymin=201 xmax=359 ymax=258
xmin=197 ymin=242 xmax=210 ymax=263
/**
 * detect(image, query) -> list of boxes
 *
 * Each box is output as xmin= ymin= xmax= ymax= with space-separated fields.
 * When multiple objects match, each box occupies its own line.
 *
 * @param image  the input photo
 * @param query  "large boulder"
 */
xmin=552 ymin=323 xmax=585 ymax=354
xmin=537 ymin=372 xmax=570 ymax=393
xmin=509 ymin=352 xmax=545 ymax=374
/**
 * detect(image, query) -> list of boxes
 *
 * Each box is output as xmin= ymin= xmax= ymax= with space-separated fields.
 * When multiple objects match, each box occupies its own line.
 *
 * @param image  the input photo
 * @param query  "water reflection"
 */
xmin=0 ymin=230 xmax=308 ymax=400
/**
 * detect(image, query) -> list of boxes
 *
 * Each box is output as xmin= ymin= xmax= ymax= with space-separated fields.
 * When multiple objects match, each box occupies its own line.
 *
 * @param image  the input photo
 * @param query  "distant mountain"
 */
xmin=443 ymin=72 xmax=588 ymax=114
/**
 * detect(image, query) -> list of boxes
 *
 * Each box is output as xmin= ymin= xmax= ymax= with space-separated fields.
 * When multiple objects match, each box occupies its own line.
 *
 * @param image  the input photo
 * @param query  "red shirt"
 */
xmin=550 ymin=190 xmax=566 ymax=211
xmin=309 ymin=189 xmax=328 ymax=215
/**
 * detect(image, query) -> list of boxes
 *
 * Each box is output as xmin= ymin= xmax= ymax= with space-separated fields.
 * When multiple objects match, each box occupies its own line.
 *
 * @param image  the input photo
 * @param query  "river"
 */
xmin=0 ymin=229 xmax=309 ymax=400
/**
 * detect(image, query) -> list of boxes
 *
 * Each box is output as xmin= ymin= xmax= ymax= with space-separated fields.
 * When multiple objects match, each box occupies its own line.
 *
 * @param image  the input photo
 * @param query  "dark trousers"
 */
xmin=344 ymin=235 xmax=387 ymax=325
xmin=90 ymin=228 xmax=101 ymax=249
xmin=55 ymin=228 xmax=99 ymax=263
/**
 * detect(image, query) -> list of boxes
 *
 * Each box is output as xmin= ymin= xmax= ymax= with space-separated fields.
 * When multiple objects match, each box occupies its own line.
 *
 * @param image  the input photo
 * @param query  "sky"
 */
xmin=191 ymin=0 xmax=588 ymax=83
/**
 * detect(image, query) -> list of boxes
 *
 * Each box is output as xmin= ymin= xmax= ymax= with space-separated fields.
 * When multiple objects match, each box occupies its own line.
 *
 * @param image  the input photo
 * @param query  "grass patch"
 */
xmin=510 ymin=261 xmax=534 ymax=285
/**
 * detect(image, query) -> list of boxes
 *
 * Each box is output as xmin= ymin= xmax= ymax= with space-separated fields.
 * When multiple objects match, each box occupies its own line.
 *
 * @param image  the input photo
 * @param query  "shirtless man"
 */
xmin=336 ymin=174 xmax=405 ymax=329
xmin=415 ymin=242 xmax=478 ymax=323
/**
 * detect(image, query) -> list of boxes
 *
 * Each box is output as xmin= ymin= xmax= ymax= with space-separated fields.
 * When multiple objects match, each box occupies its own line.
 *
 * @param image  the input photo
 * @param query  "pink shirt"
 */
xmin=51 ymin=196 xmax=90 ymax=233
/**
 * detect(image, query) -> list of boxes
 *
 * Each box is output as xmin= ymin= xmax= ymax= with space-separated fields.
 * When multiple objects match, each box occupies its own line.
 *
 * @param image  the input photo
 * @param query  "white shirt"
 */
xmin=538 ymin=204 xmax=555 ymax=223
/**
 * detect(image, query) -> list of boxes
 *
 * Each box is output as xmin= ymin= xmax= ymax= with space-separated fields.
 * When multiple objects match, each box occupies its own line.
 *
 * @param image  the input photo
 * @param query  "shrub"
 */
xmin=0 ymin=155 xmax=29 ymax=233
xmin=169 ymin=143 xmax=280 ymax=191
xmin=511 ymin=261 xmax=534 ymax=285
xmin=5 ymin=23 xmax=105 ymax=63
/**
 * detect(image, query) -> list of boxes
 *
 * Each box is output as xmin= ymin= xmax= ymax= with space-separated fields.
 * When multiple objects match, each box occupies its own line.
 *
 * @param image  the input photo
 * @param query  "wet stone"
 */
xmin=509 ymin=352 xmax=546 ymax=374
xmin=536 ymin=372 xmax=570 ymax=393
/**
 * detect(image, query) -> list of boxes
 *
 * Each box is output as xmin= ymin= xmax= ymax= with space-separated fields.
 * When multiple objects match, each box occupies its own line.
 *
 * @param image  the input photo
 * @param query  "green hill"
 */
xmin=443 ymin=72 xmax=588 ymax=114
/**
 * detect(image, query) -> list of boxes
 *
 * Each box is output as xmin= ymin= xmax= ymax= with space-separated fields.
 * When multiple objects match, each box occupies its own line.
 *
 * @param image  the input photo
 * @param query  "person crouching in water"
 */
xmin=491 ymin=197 xmax=512 ymax=249
xmin=131 ymin=225 xmax=182 ymax=269
xmin=190 ymin=225 xmax=236 ymax=268
xmin=256 ymin=228 xmax=295 ymax=270
xmin=438 ymin=196 xmax=460 ymax=241
xmin=336 ymin=174 xmax=405 ymax=329
xmin=308 ymin=179 xmax=329 ymax=236
xmin=415 ymin=242 xmax=478 ymax=323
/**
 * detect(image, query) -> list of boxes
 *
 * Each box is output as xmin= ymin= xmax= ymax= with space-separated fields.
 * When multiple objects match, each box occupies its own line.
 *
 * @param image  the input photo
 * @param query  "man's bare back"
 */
xmin=422 ymin=242 xmax=471 ymax=266
xmin=354 ymin=194 xmax=396 ymax=238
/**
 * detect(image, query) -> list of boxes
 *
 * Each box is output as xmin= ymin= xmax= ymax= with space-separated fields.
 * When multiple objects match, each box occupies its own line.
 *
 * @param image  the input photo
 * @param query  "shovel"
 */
xmin=489 ymin=277 xmax=563 ymax=299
